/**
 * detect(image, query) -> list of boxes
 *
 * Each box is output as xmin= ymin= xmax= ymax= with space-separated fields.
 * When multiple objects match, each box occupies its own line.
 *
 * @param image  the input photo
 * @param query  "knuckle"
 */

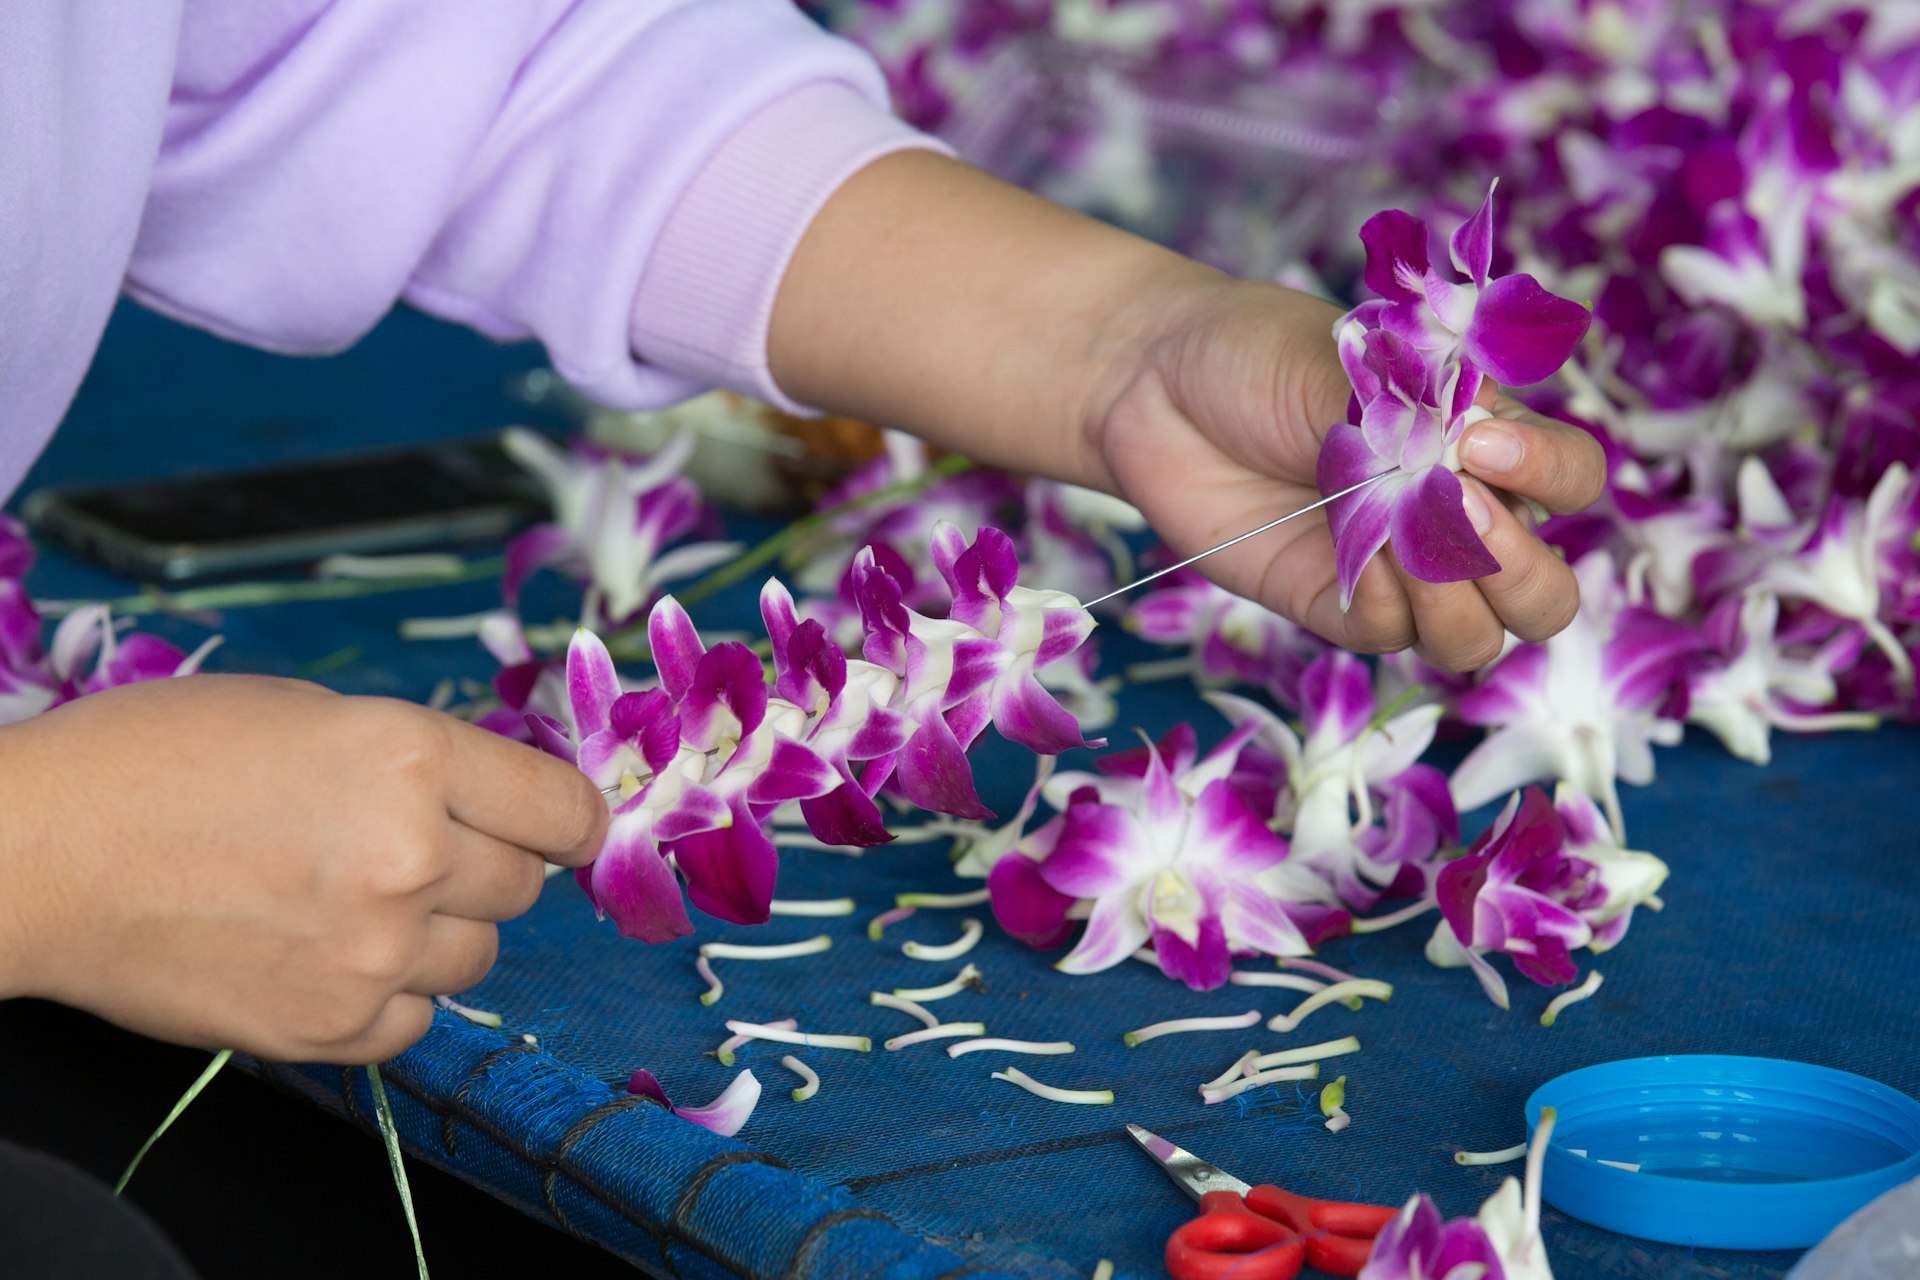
xmin=345 ymin=926 xmax=417 ymax=987
xmin=458 ymin=926 xmax=501 ymax=989
xmin=367 ymin=835 xmax=446 ymax=899
xmin=356 ymin=699 xmax=447 ymax=780
xmin=1501 ymin=556 xmax=1580 ymax=642
xmin=508 ymin=857 xmax=548 ymax=916
xmin=308 ymin=991 xmax=383 ymax=1049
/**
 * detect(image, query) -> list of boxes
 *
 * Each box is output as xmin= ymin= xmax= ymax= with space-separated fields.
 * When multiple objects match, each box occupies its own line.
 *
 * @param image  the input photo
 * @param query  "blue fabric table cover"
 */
xmin=14 ymin=305 xmax=1919 ymax=1280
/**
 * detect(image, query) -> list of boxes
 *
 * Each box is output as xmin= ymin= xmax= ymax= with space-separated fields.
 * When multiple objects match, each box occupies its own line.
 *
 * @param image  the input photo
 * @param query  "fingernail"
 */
xmin=1462 ymin=423 xmax=1523 ymax=474
xmin=1462 ymin=481 xmax=1495 ymax=535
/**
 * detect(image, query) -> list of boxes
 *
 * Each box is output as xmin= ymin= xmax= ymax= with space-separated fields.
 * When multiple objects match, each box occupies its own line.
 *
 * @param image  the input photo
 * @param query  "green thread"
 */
xmin=368 ymin=1064 xmax=430 ymax=1280
xmin=115 ymin=1049 xmax=233 ymax=1196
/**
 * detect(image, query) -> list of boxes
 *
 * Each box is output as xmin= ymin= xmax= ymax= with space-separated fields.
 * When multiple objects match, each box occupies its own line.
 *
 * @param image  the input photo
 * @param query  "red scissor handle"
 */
xmin=1165 ymin=1190 xmax=1307 ymax=1280
xmin=1242 ymin=1184 xmax=1399 ymax=1278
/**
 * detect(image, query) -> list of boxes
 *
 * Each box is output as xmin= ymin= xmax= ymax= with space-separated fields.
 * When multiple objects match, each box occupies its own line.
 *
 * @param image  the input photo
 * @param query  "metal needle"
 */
xmin=1075 ymin=470 xmax=1395 ymax=611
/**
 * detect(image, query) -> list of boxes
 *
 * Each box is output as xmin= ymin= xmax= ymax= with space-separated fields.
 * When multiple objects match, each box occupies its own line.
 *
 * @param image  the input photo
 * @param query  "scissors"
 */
xmin=1127 ymin=1123 xmax=1399 ymax=1280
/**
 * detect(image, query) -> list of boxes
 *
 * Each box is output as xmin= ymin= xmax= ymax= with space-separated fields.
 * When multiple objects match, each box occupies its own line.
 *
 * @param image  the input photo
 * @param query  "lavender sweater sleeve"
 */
xmin=128 ymin=0 xmax=942 ymax=413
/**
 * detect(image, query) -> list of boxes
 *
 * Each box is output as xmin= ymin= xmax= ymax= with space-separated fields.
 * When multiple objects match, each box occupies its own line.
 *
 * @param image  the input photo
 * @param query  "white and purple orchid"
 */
xmin=1207 ymin=649 xmax=1457 ymax=912
xmin=501 ymin=428 xmax=740 ymax=628
xmin=990 ymin=726 xmax=1322 ymax=989
xmin=1318 ymin=184 xmax=1591 ymax=608
xmin=1449 ymin=553 xmax=1703 ymax=843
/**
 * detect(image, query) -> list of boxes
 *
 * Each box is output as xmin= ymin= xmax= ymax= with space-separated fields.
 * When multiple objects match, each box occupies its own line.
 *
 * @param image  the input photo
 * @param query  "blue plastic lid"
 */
xmin=1525 ymin=1056 xmax=1920 ymax=1250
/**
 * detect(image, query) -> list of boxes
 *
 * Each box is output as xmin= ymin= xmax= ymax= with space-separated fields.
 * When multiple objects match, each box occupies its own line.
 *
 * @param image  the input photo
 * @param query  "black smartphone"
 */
xmin=20 ymin=434 xmax=548 ymax=584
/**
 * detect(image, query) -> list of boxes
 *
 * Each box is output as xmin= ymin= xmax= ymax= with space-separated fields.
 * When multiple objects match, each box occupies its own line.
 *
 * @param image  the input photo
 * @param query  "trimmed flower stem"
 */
xmin=1267 ymin=981 xmax=1392 ymax=1032
xmin=1243 ymin=1036 xmax=1361 ymax=1073
xmin=991 ymin=1067 xmax=1114 ymax=1105
xmin=432 ymin=996 xmax=502 ymax=1028
xmin=1202 ymin=1065 xmax=1320 ymax=1105
xmin=885 ymin=1022 xmax=988 ymax=1050
xmin=903 ymin=918 xmax=984 ymax=961
xmin=867 ymin=905 xmax=917 ymax=941
xmin=782 ymin=1057 xmax=820 ymax=1102
xmin=1455 ymin=1143 xmax=1528 ymax=1167
xmin=1348 ymin=898 xmax=1438 ymax=934
xmin=700 ymin=936 xmax=832 ymax=960
xmin=1228 ymin=971 xmax=1328 ymax=993
xmin=1281 ymin=958 xmax=1368 ymax=983
xmin=1124 ymin=1010 xmax=1262 ymax=1047
xmin=893 ymin=964 xmax=984 ymax=1001
xmin=946 ymin=1038 xmax=1076 ymax=1058
xmin=1201 ymin=1051 xmax=1261 ymax=1092
xmin=695 ymin=956 xmax=724 ymax=1007
xmin=896 ymin=889 xmax=991 ymax=908
xmin=715 ymin=1018 xmax=796 ymax=1066
xmin=768 ymin=898 xmax=856 ymax=917
xmin=1540 ymin=971 xmax=1604 ymax=1027
xmin=870 ymin=991 xmax=940 ymax=1028
xmin=724 ymin=1020 xmax=872 ymax=1053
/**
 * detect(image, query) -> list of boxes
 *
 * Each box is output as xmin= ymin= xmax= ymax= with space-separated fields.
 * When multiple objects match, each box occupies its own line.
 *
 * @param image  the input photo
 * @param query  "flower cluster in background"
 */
xmin=0 ymin=516 xmax=217 ymax=724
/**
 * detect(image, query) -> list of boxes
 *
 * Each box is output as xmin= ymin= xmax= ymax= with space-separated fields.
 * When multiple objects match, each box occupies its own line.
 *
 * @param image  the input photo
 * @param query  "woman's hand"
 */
xmin=0 ymin=676 xmax=607 ymax=1063
xmin=1091 ymin=278 xmax=1607 ymax=670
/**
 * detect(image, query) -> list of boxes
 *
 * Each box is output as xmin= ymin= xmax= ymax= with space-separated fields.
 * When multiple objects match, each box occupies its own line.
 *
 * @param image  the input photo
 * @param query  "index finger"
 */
xmin=1456 ymin=397 xmax=1607 ymax=514
xmin=438 ymin=716 xmax=608 ymax=866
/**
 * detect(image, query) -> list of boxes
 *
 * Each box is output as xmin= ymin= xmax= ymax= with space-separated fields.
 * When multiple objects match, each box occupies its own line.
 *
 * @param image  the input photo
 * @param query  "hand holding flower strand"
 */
xmin=1092 ymin=274 xmax=1607 ymax=672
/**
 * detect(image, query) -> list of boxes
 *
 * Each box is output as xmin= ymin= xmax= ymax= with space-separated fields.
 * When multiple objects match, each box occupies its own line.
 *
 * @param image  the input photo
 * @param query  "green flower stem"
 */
xmin=115 ymin=1049 xmax=233 ymax=1196
xmin=44 ymin=558 xmax=506 ymax=621
xmin=368 ymin=1063 xmax=429 ymax=1280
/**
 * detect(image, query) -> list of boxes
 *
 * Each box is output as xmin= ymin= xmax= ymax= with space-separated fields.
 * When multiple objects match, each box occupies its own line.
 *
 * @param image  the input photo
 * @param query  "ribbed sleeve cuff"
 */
xmin=629 ymin=81 xmax=949 ymax=414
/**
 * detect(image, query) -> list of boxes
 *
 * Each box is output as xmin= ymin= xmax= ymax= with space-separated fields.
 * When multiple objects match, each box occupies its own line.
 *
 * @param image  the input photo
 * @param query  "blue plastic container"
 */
xmin=1525 ymin=1056 xmax=1920 ymax=1250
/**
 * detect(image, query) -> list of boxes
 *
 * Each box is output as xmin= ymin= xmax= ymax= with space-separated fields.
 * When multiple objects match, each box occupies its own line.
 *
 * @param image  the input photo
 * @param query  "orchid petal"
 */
xmin=502 ymin=524 xmax=573 ymax=605
xmin=1464 ymin=274 xmax=1592 ymax=386
xmin=582 ymin=815 xmax=693 ymax=944
xmin=1359 ymin=209 xmax=1431 ymax=303
xmin=1390 ymin=466 xmax=1502 ymax=584
xmin=1054 ymin=891 xmax=1150 ymax=975
xmin=646 ymin=596 xmax=706 ymax=703
xmin=989 ymin=853 xmax=1078 ymax=949
xmin=1450 ymin=181 xmax=1497 ymax=286
xmin=895 ymin=709 xmax=994 ymax=820
xmin=565 ymin=628 xmax=622 ymax=739
xmin=670 ymin=805 xmax=777 ymax=926
xmin=671 ymin=1069 xmax=762 ymax=1137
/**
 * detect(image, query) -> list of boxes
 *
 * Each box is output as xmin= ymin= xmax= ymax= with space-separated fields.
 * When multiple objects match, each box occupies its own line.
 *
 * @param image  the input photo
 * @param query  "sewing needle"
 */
xmin=1075 ymin=470 xmax=1395 ymax=611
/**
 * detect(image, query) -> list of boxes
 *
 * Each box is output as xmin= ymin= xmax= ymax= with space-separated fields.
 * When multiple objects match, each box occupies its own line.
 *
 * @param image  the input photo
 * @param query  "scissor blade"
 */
xmin=1125 ymin=1124 xmax=1252 ymax=1203
xmin=1077 ymin=470 xmax=1397 ymax=612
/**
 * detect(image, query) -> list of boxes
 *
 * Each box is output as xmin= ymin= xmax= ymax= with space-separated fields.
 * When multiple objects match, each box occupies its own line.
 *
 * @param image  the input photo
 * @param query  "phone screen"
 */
xmin=53 ymin=439 xmax=542 ymax=545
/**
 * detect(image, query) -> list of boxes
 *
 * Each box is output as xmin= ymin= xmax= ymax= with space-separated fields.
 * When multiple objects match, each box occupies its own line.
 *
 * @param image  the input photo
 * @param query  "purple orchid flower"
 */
xmin=1429 ymin=787 xmax=1596 ymax=1008
xmin=1552 ymin=783 xmax=1669 ymax=956
xmin=853 ymin=523 xmax=1100 ymax=819
xmin=1359 ymin=1193 xmax=1505 ymax=1280
xmin=997 ymin=728 xmax=1320 ymax=990
xmin=1450 ymin=553 xmax=1704 ymax=843
xmin=1686 ymin=591 xmax=1878 ymax=764
xmin=1320 ymin=183 xmax=1591 ymax=607
xmin=1207 ymin=649 xmax=1456 ymax=911
xmin=625 ymin=1068 xmax=761 ymax=1138
xmin=501 ymin=428 xmax=739 ymax=628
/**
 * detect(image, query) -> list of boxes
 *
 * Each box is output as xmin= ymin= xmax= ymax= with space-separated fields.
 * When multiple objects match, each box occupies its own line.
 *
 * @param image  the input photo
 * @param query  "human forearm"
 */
xmin=767 ymin=149 xmax=1227 ymax=493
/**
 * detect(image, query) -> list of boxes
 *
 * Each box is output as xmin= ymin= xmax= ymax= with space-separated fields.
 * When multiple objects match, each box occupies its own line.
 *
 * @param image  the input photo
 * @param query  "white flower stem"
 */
xmin=1526 ymin=1107 xmax=1557 ymax=1240
xmin=1324 ymin=1107 xmax=1351 ymax=1133
xmin=1202 ymin=1065 xmax=1319 ymax=1104
xmin=885 ymin=1023 xmax=988 ymax=1050
xmin=1124 ymin=1010 xmax=1262 ymax=1046
xmin=1348 ymin=898 xmax=1437 ymax=934
xmin=700 ymin=936 xmax=832 ymax=961
xmin=867 ymin=905 xmax=917 ymax=941
xmin=1455 ymin=1143 xmax=1529 ymax=1167
xmin=768 ymin=897 xmax=856 ymax=917
xmin=1243 ymin=1036 xmax=1361 ymax=1073
xmin=1201 ymin=1051 xmax=1261 ymax=1092
xmin=896 ymin=889 xmax=990 ymax=908
xmin=903 ymin=918 xmax=984 ymax=961
xmin=1281 ymin=958 xmax=1366 ymax=984
xmin=433 ymin=995 xmax=503 ymax=1028
xmin=724 ymin=1020 xmax=871 ymax=1053
xmin=781 ymin=1056 xmax=820 ymax=1102
xmin=870 ymin=991 xmax=940 ymax=1028
xmin=694 ymin=957 xmax=724 ymax=1008
xmin=1228 ymin=971 xmax=1327 ymax=993
xmin=991 ymin=1067 xmax=1114 ymax=1105
xmin=1540 ymin=971 xmax=1604 ymax=1027
xmin=893 ymin=964 xmax=983 ymax=1001
xmin=1267 ymin=981 xmax=1393 ymax=1032
xmin=947 ymin=1038 xmax=1075 ymax=1058
xmin=714 ymin=1018 xmax=796 ymax=1066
